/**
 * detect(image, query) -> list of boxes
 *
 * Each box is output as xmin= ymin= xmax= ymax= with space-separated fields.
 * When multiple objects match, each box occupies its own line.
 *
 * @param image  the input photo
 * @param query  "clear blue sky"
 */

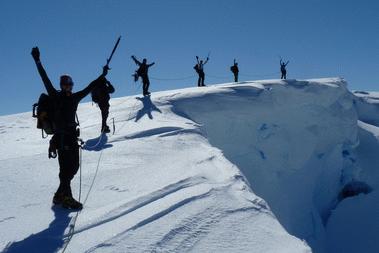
xmin=1 ymin=0 xmax=378 ymax=115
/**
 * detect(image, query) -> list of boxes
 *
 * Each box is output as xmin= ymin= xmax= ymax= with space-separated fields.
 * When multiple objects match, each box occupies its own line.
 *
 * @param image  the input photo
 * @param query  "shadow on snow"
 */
xmin=83 ymin=133 xmax=113 ymax=151
xmin=135 ymin=96 xmax=162 ymax=122
xmin=3 ymin=206 xmax=75 ymax=253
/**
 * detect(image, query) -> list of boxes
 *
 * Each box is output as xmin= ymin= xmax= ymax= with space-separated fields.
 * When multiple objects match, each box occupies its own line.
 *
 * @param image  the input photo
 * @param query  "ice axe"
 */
xmin=105 ymin=36 xmax=121 ymax=70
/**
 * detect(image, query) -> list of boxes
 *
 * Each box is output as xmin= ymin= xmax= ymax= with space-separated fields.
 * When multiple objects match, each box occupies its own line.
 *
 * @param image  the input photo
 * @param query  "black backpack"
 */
xmin=132 ymin=71 xmax=139 ymax=82
xmin=33 ymin=93 xmax=55 ymax=138
xmin=193 ymin=64 xmax=200 ymax=73
xmin=91 ymin=81 xmax=115 ymax=102
xmin=132 ymin=68 xmax=143 ymax=82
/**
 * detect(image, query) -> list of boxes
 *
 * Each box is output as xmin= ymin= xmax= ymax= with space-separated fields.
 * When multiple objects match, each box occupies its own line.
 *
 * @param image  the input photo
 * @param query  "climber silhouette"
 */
xmin=280 ymin=59 xmax=289 ymax=79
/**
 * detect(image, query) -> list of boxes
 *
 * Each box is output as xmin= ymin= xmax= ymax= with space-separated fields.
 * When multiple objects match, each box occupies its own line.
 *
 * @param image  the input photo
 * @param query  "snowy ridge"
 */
xmin=1 ymin=78 xmax=378 ymax=253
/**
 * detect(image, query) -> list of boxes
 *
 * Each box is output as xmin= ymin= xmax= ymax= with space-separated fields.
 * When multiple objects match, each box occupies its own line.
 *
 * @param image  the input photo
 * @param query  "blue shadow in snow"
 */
xmin=83 ymin=133 xmax=113 ymax=151
xmin=135 ymin=96 xmax=162 ymax=122
xmin=2 ymin=206 xmax=74 ymax=253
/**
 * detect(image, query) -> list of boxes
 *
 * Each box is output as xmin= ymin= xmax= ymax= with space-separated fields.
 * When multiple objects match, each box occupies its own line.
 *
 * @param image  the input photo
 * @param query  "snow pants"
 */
xmin=198 ymin=72 xmax=205 ymax=86
xmin=234 ymin=73 xmax=238 ymax=82
xmin=141 ymin=76 xmax=150 ymax=95
xmin=55 ymin=134 xmax=80 ymax=197
xmin=98 ymin=100 xmax=110 ymax=129
xmin=281 ymin=71 xmax=287 ymax=79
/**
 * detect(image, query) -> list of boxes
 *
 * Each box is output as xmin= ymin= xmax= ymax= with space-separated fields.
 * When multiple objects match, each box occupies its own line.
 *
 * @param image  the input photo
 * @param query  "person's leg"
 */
xmin=234 ymin=74 xmax=238 ymax=82
xmin=55 ymin=134 xmax=70 ymax=198
xmin=56 ymin=149 xmax=71 ymax=198
xmin=146 ymin=78 xmax=150 ymax=94
xmin=201 ymin=73 xmax=205 ymax=86
xmin=197 ymin=75 xmax=201 ymax=87
xmin=141 ymin=77 xmax=147 ymax=95
xmin=100 ymin=102 xmax=110 ymax=131
xmin=62 ymin=143 xmax=82 ymax=209
xmin=54 ymin=136 xmax=82 ymax=209
xmin=67 ymin=144 xmax=80 ymax=194
xmin=57 ymin=137 xmax=79 ymax=195
xmin=143 ymin=77 xmax=149 ymax=95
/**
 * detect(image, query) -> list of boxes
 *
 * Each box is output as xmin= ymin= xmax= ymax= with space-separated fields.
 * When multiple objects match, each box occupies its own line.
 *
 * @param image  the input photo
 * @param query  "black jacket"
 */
xmin=35 ymin=62 xmax=105 ymax=135
xmin=132 ymin=57 xmax=155 ymax=78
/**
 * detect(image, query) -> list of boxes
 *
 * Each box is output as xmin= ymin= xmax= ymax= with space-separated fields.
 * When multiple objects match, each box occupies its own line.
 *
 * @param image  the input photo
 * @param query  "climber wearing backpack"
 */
xmin=31 ymin=46 xmax=108 ymax=210
xmin=131 ymin=55 xmax=155 ymax=96
xmin=230 ymin=59 xmax=239 ymax=82
xmin=91 ymin=79 xmax=115 ymax=133
xmin=194 ymin=56 xmax=209 ymax=87
xmin=280 ymin=59 xmax=289 ymax=79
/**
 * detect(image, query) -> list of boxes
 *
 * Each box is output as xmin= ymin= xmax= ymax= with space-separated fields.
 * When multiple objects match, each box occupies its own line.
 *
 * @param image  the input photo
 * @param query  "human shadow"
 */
xmin=83 ymin=133 xmax=113 ymax=152
xmin=135 ymin=95 xmax=162 ymax=122
xmin=2 ymin=206 xmax=73 ymax=253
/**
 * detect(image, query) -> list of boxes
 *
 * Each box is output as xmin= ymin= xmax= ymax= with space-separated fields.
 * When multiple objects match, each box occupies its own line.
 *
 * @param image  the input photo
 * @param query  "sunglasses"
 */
xmin=62 ymin=82 xmax=74 ymax=87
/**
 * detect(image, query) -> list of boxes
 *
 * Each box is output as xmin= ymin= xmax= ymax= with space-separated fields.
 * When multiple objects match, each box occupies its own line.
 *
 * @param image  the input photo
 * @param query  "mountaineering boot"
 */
xmin=102 ymin=125 xmax=111 ymax=133
xmin=62 ymin=196 xmax=83 ymax=210
xmin=52 ymin=193 xmax=65 ymax=205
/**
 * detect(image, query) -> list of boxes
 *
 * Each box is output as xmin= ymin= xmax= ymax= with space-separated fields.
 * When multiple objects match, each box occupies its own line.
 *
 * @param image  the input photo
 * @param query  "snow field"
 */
xmin=2 ymin=78 xmax=379 ymax=252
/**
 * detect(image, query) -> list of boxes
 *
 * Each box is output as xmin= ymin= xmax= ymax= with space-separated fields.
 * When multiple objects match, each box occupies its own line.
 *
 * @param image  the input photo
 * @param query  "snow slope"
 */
xmin=1 ymin=78 xmax=378 ymax=253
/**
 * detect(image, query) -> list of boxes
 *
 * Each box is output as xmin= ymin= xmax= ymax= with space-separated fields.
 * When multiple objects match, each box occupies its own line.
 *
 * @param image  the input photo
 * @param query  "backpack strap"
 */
xmin=42 ymin=129 xmax=48 ymax=139
xmin=75 ymin=113 xmax=80 ymax=126
xmin=32 ymin=103 xmax=38 ymax=118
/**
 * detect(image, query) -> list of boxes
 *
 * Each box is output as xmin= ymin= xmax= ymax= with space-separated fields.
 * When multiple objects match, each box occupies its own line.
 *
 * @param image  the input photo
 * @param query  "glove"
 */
xmin=102 ymin=65 xmax=109 ymax=77
xmin=31 ymin=47 xmax=40 ymax=62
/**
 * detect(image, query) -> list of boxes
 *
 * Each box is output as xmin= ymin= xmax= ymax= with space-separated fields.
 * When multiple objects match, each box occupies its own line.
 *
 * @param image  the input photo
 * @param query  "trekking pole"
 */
xmin=105 ymin=36 xmax=121 ymax=69
xmin=78 ymin=139 xmax=84 ymax=202
xmin=112 ymin=117 xmax=115 ymax=135
xmin=79 ymin=147 xmax=82 ymax=202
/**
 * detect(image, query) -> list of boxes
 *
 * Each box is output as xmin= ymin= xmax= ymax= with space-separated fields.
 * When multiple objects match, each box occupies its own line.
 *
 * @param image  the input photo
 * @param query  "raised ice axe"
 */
xmin=105 ymin=36 xmax=121 ymax=69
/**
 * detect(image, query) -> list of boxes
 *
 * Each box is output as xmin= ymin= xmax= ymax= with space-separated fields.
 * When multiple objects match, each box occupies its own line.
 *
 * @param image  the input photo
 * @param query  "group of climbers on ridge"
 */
xmin=31 ymin=40 xmax=290 ymax=210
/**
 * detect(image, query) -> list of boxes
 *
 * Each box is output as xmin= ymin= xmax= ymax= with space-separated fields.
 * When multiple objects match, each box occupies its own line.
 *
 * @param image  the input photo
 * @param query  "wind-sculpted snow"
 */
xmin=160 ymin=78 xmax=378 ymax=253
xmin=353 ymin=91 xmax=379 ymax=125
xmin=2 ymin=78 xmax=378 ymax=253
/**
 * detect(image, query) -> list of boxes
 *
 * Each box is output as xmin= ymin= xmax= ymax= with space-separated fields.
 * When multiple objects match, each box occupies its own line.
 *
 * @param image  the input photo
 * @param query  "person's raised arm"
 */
xmin=196 ymin=56 xmax=200 ymax=64
xmin=31 ymin=47 xmax=57 ymax=96
xmin=285 ymin=61 xmax=289 ymax=66
xmin=148 ymin=62 xmax=155 ymax=67
xmin=75 ymin=66 xmax=108 ymax=101
xmin=204 ymin=57 xmax=209 ymax=65
xmin=131 ymin=55 xmax=141 ymax=66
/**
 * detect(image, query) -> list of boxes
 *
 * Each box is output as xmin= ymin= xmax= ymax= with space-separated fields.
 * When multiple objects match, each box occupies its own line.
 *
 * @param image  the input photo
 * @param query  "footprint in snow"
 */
xmin=105 ymin=185 xmax=129 ymax=193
